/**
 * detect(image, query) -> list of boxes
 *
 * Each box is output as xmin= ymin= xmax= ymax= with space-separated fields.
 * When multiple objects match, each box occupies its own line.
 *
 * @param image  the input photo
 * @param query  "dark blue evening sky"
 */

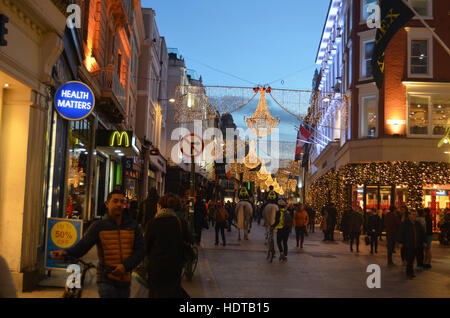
xmin=141 ymin=0 xmax=331 ymax=150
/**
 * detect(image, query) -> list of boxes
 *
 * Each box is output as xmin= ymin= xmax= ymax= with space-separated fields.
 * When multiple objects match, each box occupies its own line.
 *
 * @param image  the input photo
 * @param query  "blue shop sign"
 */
xmin=55 ymin=81 xmax=95 ymax=120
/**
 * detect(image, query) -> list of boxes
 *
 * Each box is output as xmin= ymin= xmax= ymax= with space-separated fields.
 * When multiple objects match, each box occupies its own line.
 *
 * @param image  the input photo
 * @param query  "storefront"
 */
xmin=307 ymin=161 xmax=450 ymax=234
xmin=96 ymin=129 xmax=140 ymax=203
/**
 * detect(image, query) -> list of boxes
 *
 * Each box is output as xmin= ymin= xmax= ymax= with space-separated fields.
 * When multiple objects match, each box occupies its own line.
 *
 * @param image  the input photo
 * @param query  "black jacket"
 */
xmin=326 ymin=206 xmax=337 ymax=225
xmin=341 ymin=212 xmax=351 ymax=232
xmin=366 ymin=214 xmax=382 ymax=235
xmin=347 ymin=211 xmax=364 ymax=233
xmin=194 ymin=201 xmax=207 ymax=230
xmin=396 ymin=219 xmax=426 ymax=249
xmin=145 ymin=210 xmax=193 ymax=287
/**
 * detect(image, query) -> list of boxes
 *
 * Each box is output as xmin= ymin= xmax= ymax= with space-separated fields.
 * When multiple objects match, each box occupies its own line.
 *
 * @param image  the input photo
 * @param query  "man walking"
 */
xmin=306 ymin=205 xmax=316 ymax=233
xmin=325 ymin=203 xmax=337 ymax=241
xmin=51 ymin=190 xmax=145 ymax=298
xmin=384 ymin=207 xmax=401 ymax=265
xmin=367 ymin=209 xmax=382 ymax=254
xmin=271 ymin=200 xmax=292 ymax=261
xmin=396 ymin=210 xmax=426 ymax=279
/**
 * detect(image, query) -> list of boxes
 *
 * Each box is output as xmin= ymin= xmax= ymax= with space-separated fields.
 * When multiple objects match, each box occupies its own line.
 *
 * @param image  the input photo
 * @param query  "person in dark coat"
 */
xmin=145 ymin=195 xmax=193 ymax=297
xmin=193 ymin=197 xmax=208 ymax=245
xmin=348 ymin=207 xmax=364 ymax=253
xmin=367 ymin=209 xmax=382 ymax=254
xmin=398 ymin=205 xmax=408 ymax=265
xmin=306 ymin=204 xmax=316 ymax=233
xmin=384 ymin=207 xmax=401 ymax=265
xmin=396 ymin=210 xmax=426 ymax=279
xmin=340 ymin=208 xmax=351 ymax=242
xmin=423 ymin=208 xmax=433 ymax=269
xmin=137 ymin=187 xmax=159 ymax=231
xmin=325 ymin=203 xmax=337 ymax=241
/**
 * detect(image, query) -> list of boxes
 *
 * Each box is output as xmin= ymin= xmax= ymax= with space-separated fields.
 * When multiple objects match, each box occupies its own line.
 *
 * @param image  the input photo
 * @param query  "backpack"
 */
xmin=282 ymin=209 xmax=293 ymax=231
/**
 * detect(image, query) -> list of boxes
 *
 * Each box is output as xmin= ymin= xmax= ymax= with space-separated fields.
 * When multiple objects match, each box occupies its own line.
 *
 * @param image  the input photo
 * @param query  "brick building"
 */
xmin=304 ymin=0 xmax=450 ymax=227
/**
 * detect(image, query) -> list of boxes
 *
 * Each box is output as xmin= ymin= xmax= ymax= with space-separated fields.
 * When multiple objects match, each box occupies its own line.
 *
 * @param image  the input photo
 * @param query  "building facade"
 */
xmin=0 ymin=0 xmax=67 ymax=291
xmin=137 ymin=8 xmax=167 ymax=199
xmin=305 ymin=0 xmax=450 ymax=229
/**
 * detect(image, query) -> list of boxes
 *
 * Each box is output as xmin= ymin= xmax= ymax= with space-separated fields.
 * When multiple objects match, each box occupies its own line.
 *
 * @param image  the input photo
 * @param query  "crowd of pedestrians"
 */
xmin=11 ymin=186 xmax=445 ymax=299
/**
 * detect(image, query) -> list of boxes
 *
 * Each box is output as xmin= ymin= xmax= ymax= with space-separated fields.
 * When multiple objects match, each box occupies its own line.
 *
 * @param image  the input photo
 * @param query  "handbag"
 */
xmin=365 ymin=236 xmax=370 ymax=246
xmin=177 ymin=218 xmax=196 ymax=264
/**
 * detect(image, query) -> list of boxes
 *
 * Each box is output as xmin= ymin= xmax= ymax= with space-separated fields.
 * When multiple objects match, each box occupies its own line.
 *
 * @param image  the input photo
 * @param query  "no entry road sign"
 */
xmin=180 ymin=133 xmax=204 ymax=158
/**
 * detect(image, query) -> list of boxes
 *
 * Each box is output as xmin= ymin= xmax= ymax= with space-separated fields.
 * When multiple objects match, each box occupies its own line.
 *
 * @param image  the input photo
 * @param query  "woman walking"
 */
xmin=145 ymin=196 xmax=193 ymax=298
xmin=293 ymin=204 xmax=309 ymax=248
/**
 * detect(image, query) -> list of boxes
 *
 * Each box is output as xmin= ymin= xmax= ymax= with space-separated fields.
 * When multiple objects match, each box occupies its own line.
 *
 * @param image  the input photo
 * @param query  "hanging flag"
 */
xmin=225 ymin=162 xmax=231 ymax=180
xmin=372 ymin=0 xmax=414 ymax=89
xmin=295 ymin=125 xmax=312 ymax=161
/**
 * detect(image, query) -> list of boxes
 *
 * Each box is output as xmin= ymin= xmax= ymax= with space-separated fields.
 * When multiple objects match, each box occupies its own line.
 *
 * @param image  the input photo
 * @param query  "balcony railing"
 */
xmin=92 ymin=66 xmax=127 ymax=114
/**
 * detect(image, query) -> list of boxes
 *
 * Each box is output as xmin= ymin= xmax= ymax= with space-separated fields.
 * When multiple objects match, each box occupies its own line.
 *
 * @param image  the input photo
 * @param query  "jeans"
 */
xmin=97 ymin=282 xmax=130 ymax=298
xmin=277 ymin=229 xmax=289 ymax=256
xmin=215 ymin=222 xmax=226 ymax=244
xmin=295 ymin=226 xmax=306 ymax=247
xmin=369 ymin=232 xmax=378 ymax=252
xmin=405 ymin=248 xmax=416 ymax=276
xmin=308 ymin=221 xmax=315 ymax=232
xmin=386 ymin=234 xmax=396 ymax=264
xmin=326 ymin=224 xmax=335 ymax=240
xmin=416 ymin=246 xmax=424 ymax=267
xmin=350 ymin=232 xmax=360 ymax=251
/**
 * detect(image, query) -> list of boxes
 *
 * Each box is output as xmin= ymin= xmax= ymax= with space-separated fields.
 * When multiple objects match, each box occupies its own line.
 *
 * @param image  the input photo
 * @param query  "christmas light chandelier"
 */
xmin=257 ymin=160 xmax=270 ymax=180
xmin=243 ymin=139 xmax=261 ymax=169
xmin=265 ymin=175 xmax=274 ymax=187
xmin=245 ymin=87 xmax=279 ymax=138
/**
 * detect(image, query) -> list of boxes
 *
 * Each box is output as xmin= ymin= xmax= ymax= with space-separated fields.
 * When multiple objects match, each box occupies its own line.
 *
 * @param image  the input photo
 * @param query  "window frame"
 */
xmin=409 ymin=0 xmax=433 ymax=20
xmin=407 ymin=93 xmax=449 ymax=138
xmin=359 ymin=94 xmax=378 ymax=139
xmin=407 ymin=28 xmax=434 ymax=79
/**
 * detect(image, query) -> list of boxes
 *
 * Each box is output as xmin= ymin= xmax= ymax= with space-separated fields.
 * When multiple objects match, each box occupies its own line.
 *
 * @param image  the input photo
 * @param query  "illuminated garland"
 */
xmin=307 ymin=161 xmax=450 ymax=214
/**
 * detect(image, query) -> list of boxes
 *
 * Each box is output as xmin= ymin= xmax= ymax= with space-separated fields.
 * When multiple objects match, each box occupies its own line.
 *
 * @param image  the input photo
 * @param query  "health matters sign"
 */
xmin=55 ymin=81 xmax=95 ymax=120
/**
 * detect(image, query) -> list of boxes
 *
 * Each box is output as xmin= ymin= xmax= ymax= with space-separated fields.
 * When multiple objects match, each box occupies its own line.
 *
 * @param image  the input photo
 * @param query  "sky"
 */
xmin=141 ymin=0 xmax=331 ymax=156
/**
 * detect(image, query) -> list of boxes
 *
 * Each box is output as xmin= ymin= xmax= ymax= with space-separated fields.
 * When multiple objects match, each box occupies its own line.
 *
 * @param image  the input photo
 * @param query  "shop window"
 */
xmin=380 ymin=186 xmax=392 ymax=210
xmin=352 ymin=185 xmax=364 ymax=209
xmin=366 ymin=186 xmax=378 ymax=210
xmin=408 ymin=95 xmax=429 ymax=135
xmin=395 ymin=186 xmax=408 ymax=208
xmin=67 ymin=119 xmax=91 ymax=219
xmin=431 ymin=97 xmax=450 ymax=136
xmin=423 ymin=185 xmax=450 ymax=232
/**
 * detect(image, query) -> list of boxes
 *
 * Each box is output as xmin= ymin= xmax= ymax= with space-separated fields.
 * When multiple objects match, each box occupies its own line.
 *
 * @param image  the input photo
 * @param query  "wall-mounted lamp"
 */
xmin=387 ymin=119 xmax=405 ymax=125
xmin=387 ymin=119 xmax=405 ymax=135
